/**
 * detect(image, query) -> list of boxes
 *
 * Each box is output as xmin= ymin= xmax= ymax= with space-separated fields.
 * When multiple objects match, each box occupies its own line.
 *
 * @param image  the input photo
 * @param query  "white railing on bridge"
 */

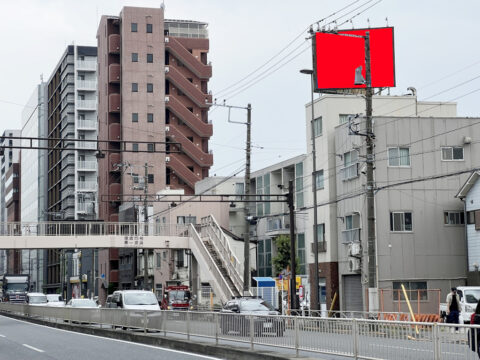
xmin=1 ymin=302 xmax=479 ymax=360
xmin=0 ymin=222 xmax=189 ymax=237
xmin=201 ymin=215 xmax=245 ymax=296
xmin=188 ymin=224 xmax=236 ymax=303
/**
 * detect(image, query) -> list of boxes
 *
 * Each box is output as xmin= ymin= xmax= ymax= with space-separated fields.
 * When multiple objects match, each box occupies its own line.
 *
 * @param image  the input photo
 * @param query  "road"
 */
xmin=0 ymin=315 xmax=220 ymax=360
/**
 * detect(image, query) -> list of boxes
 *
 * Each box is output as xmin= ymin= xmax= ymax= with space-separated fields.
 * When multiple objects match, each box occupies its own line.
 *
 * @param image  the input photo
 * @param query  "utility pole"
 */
xmin=288 ymin=180 xmax=297 ymax=311
xmin=243 ymin=103 xmax=252 ymax=295
xmin=143 ymin=162 xmax=149 ymax=290
xmin=364 ymin=32 xmax=378 ymax=308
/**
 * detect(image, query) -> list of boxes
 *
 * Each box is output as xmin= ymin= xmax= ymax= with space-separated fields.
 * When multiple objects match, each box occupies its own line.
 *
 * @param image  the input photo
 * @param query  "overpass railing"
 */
xmin=0 ymin=222 xmax=189 ymax=237
xmin=0 ymin=302 xmax=478 ymax=359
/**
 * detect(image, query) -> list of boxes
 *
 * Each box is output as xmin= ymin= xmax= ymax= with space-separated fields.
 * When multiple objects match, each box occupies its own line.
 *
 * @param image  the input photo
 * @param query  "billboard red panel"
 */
xmin=314 ymin=27 xmax=395 ymax=91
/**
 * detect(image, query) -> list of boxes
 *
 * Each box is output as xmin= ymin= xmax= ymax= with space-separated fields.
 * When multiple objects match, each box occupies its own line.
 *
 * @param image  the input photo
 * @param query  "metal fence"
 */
xmin=1 ymin=303 xmax=479 ymax=359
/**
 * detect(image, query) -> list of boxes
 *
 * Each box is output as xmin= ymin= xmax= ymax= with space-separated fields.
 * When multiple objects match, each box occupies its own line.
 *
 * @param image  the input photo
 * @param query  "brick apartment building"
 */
xmin=96 ymin=6 xmax=213 ymax=296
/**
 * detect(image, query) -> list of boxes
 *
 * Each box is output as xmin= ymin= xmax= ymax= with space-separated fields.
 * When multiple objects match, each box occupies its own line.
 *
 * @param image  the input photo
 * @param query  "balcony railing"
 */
xmin=77 ymin=181 xmax=97 ymax=190
xmin=76 ymin=60 xmax=97 ymax=71
xmin=77 ymin=161 xmax=97 ymax=171
xmin=77 ymin=119 xmax=97 ymax=130
xmin=76 ymin=100 xmax=96 ymax=110
xmin=341 ymin=163 xmax=359 ymax=181
xmin=342 ymin=228 xmax=361 ymax=243
xmin=76 ymin=80 xmax=97 ymax=90
xmin=77 ymin=141 xmax=97 ymax=150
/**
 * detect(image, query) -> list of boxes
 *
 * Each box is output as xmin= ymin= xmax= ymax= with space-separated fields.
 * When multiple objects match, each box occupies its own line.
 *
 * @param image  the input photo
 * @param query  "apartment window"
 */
xmin=132 ymin=83 xmax=138 ymax=92
xmin=177 ymin=216 xmax=197 ymax=225
xmin=257 ymin=238 xmax=272 ymax=277
xmin=339 ymin=114 xmax=355 ymax=124
xmin=132 ymin=143 xmax=139 ymax=152
xmin=343 ymin=150 xmax=359 ymax=180
xmin=131 ymin=23 xmax=138 ymax=32
xmin=315 ymin=223 xmax=326 ymax=252
xmin=148 ymin=174 xmax=154 ymax=183
xmin=345 ymin=214 xmax=360 ymax=230
xmin=441 ymin=146 xmax=464 ymax=161
xmin=147 ymin=53 xmax=153 ymax=63
xmin=147 ymin=143 xmax=155 ymax=152
xmin=147 ymin=113 xmax=154 ymax=123
xmin=131 ymin=53 xmax=138 ymax=62
xmin=132 ymin=113 xmax=138 ymax=123
xmin=147 ymin=83 xmax=153 ymax=93
xmin=444 ymin=211 xmax=465 ymax=225
xmin=295 ymin=162 xmax=304 ymax=208
xmin=132 ymin=173 xmax=139 ymax=184
xmin=297 ymin=234 xmax=306 ymax=275
xmin=313 ymin=117 xmax=322 ymax=137
xmin=156 ymin=253 xmax=161 ymax=268
xmin=314 ymin=170 xmax=324 ymax=190
xmin=146 ymin=23 xmax=153 ymax=33
xmin=388 ymin=147 xmax=410 ymax=167
xmin=393 ymin=281 xmax=427 ymax=301
xmin=390 ymin=211 xmax=412 ymax=232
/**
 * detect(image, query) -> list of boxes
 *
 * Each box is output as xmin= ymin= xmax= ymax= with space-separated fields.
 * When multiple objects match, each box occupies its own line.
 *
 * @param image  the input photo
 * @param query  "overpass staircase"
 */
xmin=188 ymin=215 xmax=247 ymax=303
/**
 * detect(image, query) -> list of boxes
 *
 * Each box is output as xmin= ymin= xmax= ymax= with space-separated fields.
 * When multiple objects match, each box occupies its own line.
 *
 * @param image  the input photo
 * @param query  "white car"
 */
xmin=66 ymin=298 xmax=98 ymax=308
xmin=46 ymin=294 xmax=65 ymax=307
xmin=107 ymin=290 xmax=160 ymax=310
xmin=27 ymin=292 xmax=48 ymax=306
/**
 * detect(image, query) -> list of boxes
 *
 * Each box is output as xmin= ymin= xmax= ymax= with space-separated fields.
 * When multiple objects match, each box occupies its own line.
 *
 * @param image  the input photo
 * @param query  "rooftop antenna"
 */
xmin=160 ymin=1 xmax=165 ymax=10
xmin=385 ymin=17 xmax=389 ymax=27
xmin=367 ymin=18 xmax=370 ymax=28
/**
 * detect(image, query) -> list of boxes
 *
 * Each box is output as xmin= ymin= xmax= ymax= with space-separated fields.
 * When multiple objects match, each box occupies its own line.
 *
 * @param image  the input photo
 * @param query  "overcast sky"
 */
xmin=1 ymin=0 xmax=480 ymax=176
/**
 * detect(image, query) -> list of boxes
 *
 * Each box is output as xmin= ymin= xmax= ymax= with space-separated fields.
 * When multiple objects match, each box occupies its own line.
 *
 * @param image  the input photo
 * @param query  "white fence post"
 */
xmin=353 ymin=318 xmax=358 ymax=359
xmin=295 ymin=317 xmax=300 ymax=357
xmin=144 ymin=311 xmax=147 ymax=334
xmin=215 ymin=312 xmax=219 ymax=345
xmin=249 ymin=315 xmax=255 ymax=350
xmin=433 ymin=323 xmax=440 ymax=360
xmin=187 ymin=311 xmax=191 ymax=340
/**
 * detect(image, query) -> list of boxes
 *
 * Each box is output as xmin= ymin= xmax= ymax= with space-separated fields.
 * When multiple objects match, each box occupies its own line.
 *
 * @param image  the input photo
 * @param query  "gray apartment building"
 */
xmin=45 ymin=45 xmax=98 ymax=296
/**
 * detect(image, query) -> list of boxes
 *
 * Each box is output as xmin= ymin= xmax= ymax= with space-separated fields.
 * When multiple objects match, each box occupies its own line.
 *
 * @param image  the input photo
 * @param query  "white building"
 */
xmin=19 ymin=83 xmax=48 ymax=291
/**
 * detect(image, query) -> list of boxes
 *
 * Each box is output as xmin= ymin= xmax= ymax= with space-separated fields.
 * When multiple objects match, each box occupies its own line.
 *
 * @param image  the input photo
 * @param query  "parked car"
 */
xmin=440 ymin=286 xmax=480 ymax=324
xmin=106 ymin=290 xmax=160 ymax=310
xmin=46 ymin=294 xmax=65 ymax=307
xmin=66 ymin=298 xmax=98 ymax=308
xmin=26 ymin=292 xmax=48 ymax=306
xmin=220 ymin=297 xmax=285 ymax=336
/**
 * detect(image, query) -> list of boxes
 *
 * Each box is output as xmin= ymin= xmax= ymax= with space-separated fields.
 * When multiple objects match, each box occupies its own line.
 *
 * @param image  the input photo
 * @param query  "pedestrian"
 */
xmin=446 ymin=287 xmax=461 ymax=330
xmin=469 ymin=300 xmax=480 ymax=358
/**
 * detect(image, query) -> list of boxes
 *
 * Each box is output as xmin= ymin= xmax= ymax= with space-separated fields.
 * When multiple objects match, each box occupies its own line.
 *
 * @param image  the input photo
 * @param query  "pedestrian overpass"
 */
xmin=0 ymin=215 xmax=244 ymax=303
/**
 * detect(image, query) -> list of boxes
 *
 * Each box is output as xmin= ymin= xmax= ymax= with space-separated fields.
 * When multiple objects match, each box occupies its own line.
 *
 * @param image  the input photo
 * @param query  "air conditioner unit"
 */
xmin=348 ymin=258 xmax=361 ymax=272
xmin=165 ymin=156 xmax=170 ymax=162
xmin=165 ymin=126 xmax=170 ymax=132
xmin=164 ymin=96 xmax=170 ymax=103
xmin=348 ymin=242 xmax=361 ymax=257
xmin=164 ymin=66 xmax=170 ymax=73
xmin=164 ymin=37 xmax=170 ymax=43
xmin=249 ymin=230 xmax=256 ymax=237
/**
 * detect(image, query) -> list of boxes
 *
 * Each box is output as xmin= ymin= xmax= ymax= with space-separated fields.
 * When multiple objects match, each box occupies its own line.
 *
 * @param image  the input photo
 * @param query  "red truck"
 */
xmin=161 ymin=285 xmax=192 ymax=310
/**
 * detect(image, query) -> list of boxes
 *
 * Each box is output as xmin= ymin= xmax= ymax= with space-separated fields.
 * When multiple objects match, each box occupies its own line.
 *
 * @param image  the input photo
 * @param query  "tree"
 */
xmin=272 ymin=235 xmax=299 ymax=276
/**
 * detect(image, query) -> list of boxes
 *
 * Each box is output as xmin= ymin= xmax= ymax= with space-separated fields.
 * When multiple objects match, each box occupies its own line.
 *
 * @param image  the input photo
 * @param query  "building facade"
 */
xmin=96 ymin=6 xmax=213 ymax=297
xmin=20 ymin=82 xmax=48 ymax=291
xmin=0 ymin=130 xmax=21 ymax=274
xmin=45 ymin=45 xmax=98 ymax=295
xmin=303 ymin=92 xmax=473 ymax=311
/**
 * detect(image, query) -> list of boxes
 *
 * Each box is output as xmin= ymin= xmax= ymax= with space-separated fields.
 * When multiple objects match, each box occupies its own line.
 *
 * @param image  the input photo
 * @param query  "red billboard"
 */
xmin=313 ymin=27 xmax=395 ymax=91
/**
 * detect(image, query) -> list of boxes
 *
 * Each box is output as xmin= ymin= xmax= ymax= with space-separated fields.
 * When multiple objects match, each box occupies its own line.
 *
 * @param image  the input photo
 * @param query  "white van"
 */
xmin=107 ymin=290 xmax=160 ymax=311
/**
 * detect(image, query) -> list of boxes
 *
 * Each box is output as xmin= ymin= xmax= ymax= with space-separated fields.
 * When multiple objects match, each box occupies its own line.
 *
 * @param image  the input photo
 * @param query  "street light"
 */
xmin=300 ymin=68 xmax=320 ymax=312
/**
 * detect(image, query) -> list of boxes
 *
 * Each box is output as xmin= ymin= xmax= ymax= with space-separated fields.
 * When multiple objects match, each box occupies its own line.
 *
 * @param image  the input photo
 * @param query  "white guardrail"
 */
xmin=0 ymin=222 xmax=189 ymax=237
xmin=1 ymin=302 xmax=479 ymax=359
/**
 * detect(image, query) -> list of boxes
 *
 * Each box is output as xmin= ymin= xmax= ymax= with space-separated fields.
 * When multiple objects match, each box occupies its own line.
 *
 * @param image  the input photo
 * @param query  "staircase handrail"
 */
xmin=201 ymin=215 xmax=244 ymax=295
xmin=188 ymin=223 xmax=235 ymax=303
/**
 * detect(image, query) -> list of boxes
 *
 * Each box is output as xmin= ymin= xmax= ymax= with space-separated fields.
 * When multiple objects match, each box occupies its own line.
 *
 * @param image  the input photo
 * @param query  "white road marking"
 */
xmin=1 ymin=315 xmax=220 ymax=359
xmin=0 ymin=334 xmax=5 ymax=337
xmin=22 ymin=344 xmax=45 ymax=353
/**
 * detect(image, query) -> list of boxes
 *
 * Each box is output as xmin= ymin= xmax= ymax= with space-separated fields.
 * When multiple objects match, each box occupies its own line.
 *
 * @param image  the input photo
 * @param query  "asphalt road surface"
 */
xmin=0 ymin=315 xmax=221 ymax=360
